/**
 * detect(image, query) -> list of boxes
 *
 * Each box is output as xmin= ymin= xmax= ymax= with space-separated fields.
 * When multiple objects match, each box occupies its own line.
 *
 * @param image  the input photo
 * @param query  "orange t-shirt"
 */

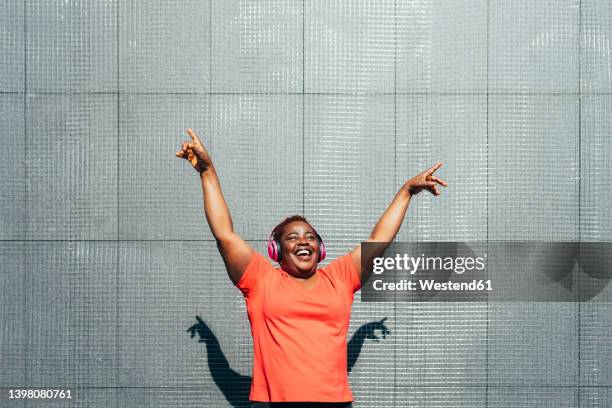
xmin=236 ymin=251 xmax=362 ymax=403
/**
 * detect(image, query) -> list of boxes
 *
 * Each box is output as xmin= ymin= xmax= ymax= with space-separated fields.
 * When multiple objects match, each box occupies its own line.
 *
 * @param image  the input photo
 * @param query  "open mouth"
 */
xmin=294 ymin=248 xmax=313 ymax=260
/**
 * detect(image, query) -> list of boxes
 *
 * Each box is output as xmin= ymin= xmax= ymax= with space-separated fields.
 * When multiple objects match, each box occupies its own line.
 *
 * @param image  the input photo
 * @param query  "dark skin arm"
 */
xmin=175 ymin=129 xmax=253 ymax=285
xmin=350 ymin=163 xmax=448 ymax=285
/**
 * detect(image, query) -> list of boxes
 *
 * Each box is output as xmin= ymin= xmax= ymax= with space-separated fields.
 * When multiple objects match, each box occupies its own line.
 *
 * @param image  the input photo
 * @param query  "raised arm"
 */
xmin=350 ymin=162 xmax=448 ymax=285
xmin=176 ymin=129 xmax=253 ymax=285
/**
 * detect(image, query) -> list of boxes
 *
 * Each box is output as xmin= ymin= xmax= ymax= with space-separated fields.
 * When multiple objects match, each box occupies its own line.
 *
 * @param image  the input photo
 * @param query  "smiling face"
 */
xmin=278 ymin=221 xmax=320 ymax=279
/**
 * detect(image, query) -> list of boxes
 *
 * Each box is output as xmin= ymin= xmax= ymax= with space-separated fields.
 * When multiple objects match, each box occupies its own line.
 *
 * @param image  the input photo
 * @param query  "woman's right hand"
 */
xmin=175 ymin=128 xmax=212 ymax=174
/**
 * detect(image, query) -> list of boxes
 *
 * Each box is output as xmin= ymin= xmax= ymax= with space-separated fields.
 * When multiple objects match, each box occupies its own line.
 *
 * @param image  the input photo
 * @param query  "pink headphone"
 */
xmin=267 ymin=231 xmax=326 ymax=263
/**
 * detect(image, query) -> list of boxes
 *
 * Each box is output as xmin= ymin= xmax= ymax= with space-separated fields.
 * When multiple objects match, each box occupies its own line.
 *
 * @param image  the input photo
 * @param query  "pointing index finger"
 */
xmin=186 ymin=128 xmax=201 ymax=145
xmin=426 ymin=162 xmax=443 ymax=175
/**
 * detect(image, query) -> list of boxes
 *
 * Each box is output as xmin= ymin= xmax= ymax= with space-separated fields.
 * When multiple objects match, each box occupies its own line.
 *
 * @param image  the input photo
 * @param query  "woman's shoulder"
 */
xmin=236 ymin=251 xmax=278 ymax=295
xmin=319 ymin=253 xmax=361 ymax=293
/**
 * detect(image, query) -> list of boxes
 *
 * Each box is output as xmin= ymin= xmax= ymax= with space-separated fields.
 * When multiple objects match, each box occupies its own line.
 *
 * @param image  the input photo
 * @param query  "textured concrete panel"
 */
xmin=397 ymin=0 xmax=487 ymax=93
xmin=580 ymin=304 xmax=612 ymax=386
xmin=488 ymin=303 xmax=578 ymax=386
xmin=580 ymin=387 xmax=612 ymax=408
xmin=304 ymin=94 xmax=395 ymax=242
xmin=395 ymin=303 xmax=487 ymax=388
xmin=120 ymin=0 xmax=210 ymax=93
xmin=581 ymin=0 xmax=612 ymax=93
xmin=489 ymin=0 xmax=579 ymax=93
xmin=211 ymin=0 xmax=303 ymax=93
xmin=0 ymin=0 xmax=24 ymax=92
xmin=0 ymin=95 xmax=26 ymax=239
xmin=26 ymin=94 xmax=118 ymax=240
xmin=207 ymin=95 xmax=303 ymax=240
xmin=305 ymin=0 xmax=395 ymax=93
xmin=24 ymin=242 xmax=118 ymax=387
xmin=401 ymin=386 xmax=486 ymax=408
xmin=488 ymin=386 xmax=578 ymax=408
xmin=396 ymin=94 xmax=487 ymax=242
xmin=488 ymin=95 xmax=579 ymax=240
xmin=119 ymin=93 xmax=210 ymax=240
xmin=580 ymin=95 xmax=612 ymax=241
xmin=119 ymin=387 xmax=212 ymax=408
xmin=26 ymin=0 xmax=117 ymax=92
xmin=0 ymin=242 xmax=26 ymax=388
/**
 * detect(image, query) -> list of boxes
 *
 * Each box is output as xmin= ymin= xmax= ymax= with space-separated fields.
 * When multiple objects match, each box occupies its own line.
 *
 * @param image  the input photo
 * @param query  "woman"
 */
xmin=176 ymin=129 xmax=447 ymax=408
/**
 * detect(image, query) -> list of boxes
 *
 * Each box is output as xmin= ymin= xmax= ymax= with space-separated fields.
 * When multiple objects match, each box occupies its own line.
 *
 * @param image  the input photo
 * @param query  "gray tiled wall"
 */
xmin=1 ymin=1 xmax=611 ymax=407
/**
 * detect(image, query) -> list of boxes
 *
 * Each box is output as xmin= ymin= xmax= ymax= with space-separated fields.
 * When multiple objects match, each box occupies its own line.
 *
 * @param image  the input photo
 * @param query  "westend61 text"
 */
xmin=372 ymin=279 xmax=493 ymax=291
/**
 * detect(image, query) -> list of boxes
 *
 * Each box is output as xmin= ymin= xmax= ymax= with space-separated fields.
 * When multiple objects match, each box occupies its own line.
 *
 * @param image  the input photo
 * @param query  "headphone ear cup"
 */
xmin=275 ymin=240 xmax=282 ymax=262
xmin=318 ymin=238 xmax=326 ymax=262
xmin=267 ymin=238 xmax=280 ymax=262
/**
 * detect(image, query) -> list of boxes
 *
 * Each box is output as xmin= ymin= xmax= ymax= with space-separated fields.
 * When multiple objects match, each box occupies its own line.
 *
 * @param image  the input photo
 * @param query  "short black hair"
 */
xmin=271 ymin=215 xmax=319 ymax=242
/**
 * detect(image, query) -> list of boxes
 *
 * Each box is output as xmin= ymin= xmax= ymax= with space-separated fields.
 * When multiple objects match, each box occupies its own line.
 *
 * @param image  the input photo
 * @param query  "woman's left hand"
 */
xmin=405 ymin=162 xmax=448 ymax=196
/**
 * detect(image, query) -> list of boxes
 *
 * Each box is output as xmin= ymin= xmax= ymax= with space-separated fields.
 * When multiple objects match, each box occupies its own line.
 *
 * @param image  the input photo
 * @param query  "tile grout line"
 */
xmin=577 ymin=0 xmax=582 ymax=403
xmin=23 ymin=0 xmax=28 ymax=391
xmin=208 ymin=2 xmax=212 ymax=405
xmin=115 ymin=0 xmax=120 ymax=402
xmin=3 ymin=90 xmax=609 ymax=96
xmin=485 ymin=0 xmax=490 ymax=406
xmin=1 ymin=385 xmax=608 ymax=390
xmin=0 ymin=238 xmax=354 ymax=242
xmin=302 ymin=0 xmax=305 ymax=215
xmin=393 ymin=0 xmax=398 ymax=405
xmin=209 ymin=0 xmax=212 ymax=94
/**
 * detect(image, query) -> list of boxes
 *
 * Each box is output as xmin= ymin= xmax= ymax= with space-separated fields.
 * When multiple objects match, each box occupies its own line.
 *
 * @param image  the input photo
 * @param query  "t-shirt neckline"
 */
xmin=279 ymin=268 xmax=321 ymax=291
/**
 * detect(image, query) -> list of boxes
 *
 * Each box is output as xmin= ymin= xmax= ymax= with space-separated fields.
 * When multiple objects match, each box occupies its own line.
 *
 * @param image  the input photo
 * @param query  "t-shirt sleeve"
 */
xmin=235 ymin=251 xmax=274 ymax=297
xmin=324 ymin=252 xmax=362 ymax=293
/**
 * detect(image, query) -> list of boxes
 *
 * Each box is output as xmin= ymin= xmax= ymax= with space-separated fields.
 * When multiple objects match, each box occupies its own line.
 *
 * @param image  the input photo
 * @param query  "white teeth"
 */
xmin=296 ymin=249 xmax=310 ymax=256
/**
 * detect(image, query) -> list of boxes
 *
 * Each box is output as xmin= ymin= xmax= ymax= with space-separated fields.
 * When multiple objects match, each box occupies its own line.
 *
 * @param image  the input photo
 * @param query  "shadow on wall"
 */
xmin=187 ymin=316 xmax=391 ymax=407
